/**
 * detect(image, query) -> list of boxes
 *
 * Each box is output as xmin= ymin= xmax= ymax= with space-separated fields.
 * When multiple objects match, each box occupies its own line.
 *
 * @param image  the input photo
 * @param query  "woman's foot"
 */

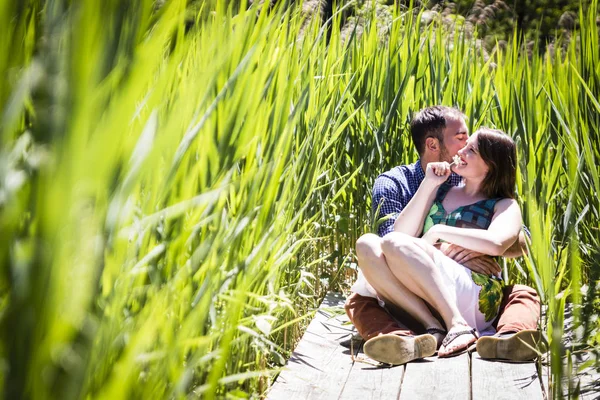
xmin=438 ymin=324 xmax=478 ymax=357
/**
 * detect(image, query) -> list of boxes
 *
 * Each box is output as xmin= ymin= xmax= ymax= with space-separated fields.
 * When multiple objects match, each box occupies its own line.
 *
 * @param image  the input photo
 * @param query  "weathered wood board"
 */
xmin=400 ymin=353 xmax=470 ymax=400
xmin=471 ymin=353 xmax=543 ymax=400
xmin=339 ymin=359 xmax=404 ymax=399
xmin=268 ymin=293 xmax=598 ymax=400
xmin=267 ymin=293 xmax=355 ymax=399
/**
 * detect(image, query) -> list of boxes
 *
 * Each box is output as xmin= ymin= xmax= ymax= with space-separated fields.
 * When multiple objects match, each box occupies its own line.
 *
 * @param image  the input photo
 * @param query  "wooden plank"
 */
xmin=267 ymin=293 xmax=355 ymax=400
xmin=399 ymin=353 xmax=470 ymax=400
xmin=269 ymin=293 xmax=597 ymax=400
xmin=333 ymin=291 xmax=405 ymax=399
xmin=339 ymin=352 xmax=404 ymax=399
xmin=471 ymin=353 xmax=543 ymax=400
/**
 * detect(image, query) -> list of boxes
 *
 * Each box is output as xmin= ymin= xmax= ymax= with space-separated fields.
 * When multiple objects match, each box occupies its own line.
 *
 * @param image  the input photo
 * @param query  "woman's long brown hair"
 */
xmin=476 ymin=128 xmax=518 ymax=199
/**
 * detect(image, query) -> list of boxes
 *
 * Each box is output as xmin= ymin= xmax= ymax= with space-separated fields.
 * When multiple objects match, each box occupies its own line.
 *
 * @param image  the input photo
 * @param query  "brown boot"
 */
xmin=476 ymin=330 xmax=547 ymax=361
xmin=363 ymin=333 xmax=437 ymax=365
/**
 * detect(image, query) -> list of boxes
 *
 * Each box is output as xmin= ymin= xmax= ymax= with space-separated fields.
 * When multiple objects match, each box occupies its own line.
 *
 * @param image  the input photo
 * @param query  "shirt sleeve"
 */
xmin=372 ymin=175 xmax=408 ymax=237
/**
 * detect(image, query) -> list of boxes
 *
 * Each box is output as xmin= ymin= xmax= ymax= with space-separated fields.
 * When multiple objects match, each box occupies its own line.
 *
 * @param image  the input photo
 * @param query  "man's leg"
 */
xmin=344 ymin=233 xmax=438 ymax=365
xmin=344 ymin=292 xmax=414 ymax=341
xmin=496 ymin=284 xmax=540 ymax=333
xmin=476 ymin=284 xmax=546 ymax=361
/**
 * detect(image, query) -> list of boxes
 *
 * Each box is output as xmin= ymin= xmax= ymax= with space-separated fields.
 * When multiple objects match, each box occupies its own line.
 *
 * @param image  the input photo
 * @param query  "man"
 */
xmin=345 ymin=106 xmax=543 ymax=365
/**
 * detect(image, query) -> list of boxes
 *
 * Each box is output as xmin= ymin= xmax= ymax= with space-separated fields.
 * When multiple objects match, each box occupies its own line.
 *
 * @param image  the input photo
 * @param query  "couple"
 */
xmin=346 ymin=106 xmax=544 ymax=363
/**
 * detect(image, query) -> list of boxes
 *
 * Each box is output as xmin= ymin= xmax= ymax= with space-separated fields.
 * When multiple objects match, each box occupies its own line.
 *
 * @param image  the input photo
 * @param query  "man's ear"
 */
xmin=425 ymin=137 xmax=439 ymax=153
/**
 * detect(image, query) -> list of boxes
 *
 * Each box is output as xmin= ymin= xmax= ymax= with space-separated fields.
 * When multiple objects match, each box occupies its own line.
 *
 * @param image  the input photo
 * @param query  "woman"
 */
xmin=358 ymin=128 xmax=522 ymax=357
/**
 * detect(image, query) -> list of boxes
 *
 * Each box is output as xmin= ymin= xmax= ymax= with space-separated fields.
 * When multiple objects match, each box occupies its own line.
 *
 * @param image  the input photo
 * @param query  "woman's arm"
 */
xmin=393 ymin=162 xmax=451 ymax=237
xmin=502 ymin=230 xmax=527 ymax=258
xmin=422 ymin=198 xmax=522 ymax=256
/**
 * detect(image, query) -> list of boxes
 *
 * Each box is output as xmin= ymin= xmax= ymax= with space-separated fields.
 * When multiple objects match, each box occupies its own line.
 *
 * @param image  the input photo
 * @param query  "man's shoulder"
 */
xmin=377 ymin=162 xmax=419 ymax=180
xmin=376 ymin=162 xmax=420 ymax=184
xmin=373 ymin=162 xmax=421 ymax=196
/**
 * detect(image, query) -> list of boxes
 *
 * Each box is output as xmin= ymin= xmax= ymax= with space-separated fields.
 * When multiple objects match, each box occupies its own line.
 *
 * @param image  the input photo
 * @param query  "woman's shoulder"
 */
xmin=493 ymin=198 xmax=520 ymax=213
xmin=496 ymin=197 xmax=518 ymax=205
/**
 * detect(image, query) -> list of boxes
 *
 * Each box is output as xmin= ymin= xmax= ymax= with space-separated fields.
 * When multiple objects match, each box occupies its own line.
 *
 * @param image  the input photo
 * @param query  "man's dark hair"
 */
xmin=410 ymin=106 xmax=466 ymax=155
xmin=477 ymin=128 xmax=517 ymax=199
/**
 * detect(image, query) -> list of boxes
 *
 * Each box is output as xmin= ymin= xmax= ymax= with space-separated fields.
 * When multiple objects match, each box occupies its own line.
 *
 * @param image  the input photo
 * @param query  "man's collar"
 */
xmin=415 ymin=159 xmax=426 ymax=182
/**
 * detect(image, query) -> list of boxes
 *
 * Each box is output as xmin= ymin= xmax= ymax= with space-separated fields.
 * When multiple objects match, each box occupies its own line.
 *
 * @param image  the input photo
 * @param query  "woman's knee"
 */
xmin=411 ymin=237 xmax=437 ymax=259
xmin=355 ymin=233 xmax=383 ymax=261
xmin=381 ymin=232 xmax=415 ymax=260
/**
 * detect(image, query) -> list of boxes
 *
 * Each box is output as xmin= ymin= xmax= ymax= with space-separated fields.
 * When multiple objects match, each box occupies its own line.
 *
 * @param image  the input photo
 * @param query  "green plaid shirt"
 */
xmin=423 ymin=183 xmax=500 ymax=233
xmin=424 ymin=183 xmax=504 ymax=322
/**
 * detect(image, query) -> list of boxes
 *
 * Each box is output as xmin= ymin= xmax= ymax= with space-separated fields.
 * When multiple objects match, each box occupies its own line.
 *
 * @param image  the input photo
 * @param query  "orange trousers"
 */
xmin=345 ymin=284 xmax=540 ymax=340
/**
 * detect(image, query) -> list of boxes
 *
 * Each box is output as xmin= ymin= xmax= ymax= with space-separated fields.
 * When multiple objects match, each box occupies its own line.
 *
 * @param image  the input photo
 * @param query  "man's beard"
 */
xmin=439 ymin=146 xmax=452 ymax=163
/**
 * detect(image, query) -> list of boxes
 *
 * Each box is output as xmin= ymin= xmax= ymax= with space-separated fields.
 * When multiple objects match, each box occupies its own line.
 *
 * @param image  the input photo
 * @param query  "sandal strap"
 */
xmin=425 ymin=327 xmax=447 ymax=335
xmin=441 ymin=328 xmax=478 ymax=348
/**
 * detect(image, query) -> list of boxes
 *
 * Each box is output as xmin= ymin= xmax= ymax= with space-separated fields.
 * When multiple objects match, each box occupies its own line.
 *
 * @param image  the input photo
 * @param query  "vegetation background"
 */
xmin=0 ymin=0 xmax=598 ymax=399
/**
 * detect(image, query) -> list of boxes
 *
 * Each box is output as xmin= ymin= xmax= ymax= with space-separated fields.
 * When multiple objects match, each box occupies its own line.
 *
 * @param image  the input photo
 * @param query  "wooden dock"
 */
xmin=267 ymin=292 xmax=599 ymax=399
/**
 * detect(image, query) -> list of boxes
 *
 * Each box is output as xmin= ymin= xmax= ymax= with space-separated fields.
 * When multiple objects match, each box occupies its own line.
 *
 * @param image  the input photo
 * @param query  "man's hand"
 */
xmin=462 ymin=256 xmax=502 ymax=276
xmin=441 ymin=243 xmax=483 ymax=264
xmin=440 ymin=243 xmax=501 ymax=275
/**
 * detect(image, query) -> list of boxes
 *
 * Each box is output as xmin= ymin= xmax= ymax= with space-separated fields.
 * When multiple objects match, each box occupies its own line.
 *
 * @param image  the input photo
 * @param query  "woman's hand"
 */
xmin=424 ymin=161 xmax=452 ymax=187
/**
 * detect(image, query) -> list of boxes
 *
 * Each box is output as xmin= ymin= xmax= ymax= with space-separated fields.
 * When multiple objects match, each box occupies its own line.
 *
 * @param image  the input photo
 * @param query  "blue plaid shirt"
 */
xmin=372 ymin=159 xmax=462 ymax=237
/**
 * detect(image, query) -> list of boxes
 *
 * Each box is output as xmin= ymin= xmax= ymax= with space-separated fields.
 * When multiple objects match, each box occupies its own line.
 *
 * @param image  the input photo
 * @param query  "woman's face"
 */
xmin=453 ymin=133 xmax=489 ymax=178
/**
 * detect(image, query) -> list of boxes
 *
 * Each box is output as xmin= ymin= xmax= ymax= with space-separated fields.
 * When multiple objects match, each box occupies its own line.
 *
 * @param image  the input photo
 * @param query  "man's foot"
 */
xmin=438 ymin=324 xmax=478 ymax=357
xmin=363 ymin=333 xmax=437 ymax=365
xmin=476 ymin=329 xmax=546 ymax=361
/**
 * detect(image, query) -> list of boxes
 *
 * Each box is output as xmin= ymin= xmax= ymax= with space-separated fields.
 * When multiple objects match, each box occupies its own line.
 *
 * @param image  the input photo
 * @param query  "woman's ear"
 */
xmin=425 ymin=137 xmax=439 ymax=153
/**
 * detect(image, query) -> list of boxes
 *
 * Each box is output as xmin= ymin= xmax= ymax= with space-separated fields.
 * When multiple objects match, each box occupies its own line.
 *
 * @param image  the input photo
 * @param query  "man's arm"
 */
xmin=439 ymin=243 xmax=502 ymax=275
xmin=372 ymin=175 xmax=408 ymax=237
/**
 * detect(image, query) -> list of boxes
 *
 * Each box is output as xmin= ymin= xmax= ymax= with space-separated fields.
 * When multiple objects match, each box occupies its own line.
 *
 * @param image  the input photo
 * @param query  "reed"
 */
xmin=0 ymin=0 xmax=597 ymax=398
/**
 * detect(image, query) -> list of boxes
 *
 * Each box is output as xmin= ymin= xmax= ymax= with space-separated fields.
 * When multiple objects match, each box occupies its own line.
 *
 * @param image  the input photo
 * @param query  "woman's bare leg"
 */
xmin=381 ymin=232 xmax=477 ymax=355
xmin=356 ymin=234 xmax=444 ymax=333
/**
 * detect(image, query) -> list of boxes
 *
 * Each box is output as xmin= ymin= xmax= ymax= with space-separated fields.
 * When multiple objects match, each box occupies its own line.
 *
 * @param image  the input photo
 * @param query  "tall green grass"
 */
xmin=0 ymin=0 xmax=598 ymax=398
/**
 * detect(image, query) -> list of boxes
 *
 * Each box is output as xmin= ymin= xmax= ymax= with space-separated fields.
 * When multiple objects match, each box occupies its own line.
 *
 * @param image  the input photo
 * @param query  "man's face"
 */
xmin=439 ymin=116 xmax=469 ymax=162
